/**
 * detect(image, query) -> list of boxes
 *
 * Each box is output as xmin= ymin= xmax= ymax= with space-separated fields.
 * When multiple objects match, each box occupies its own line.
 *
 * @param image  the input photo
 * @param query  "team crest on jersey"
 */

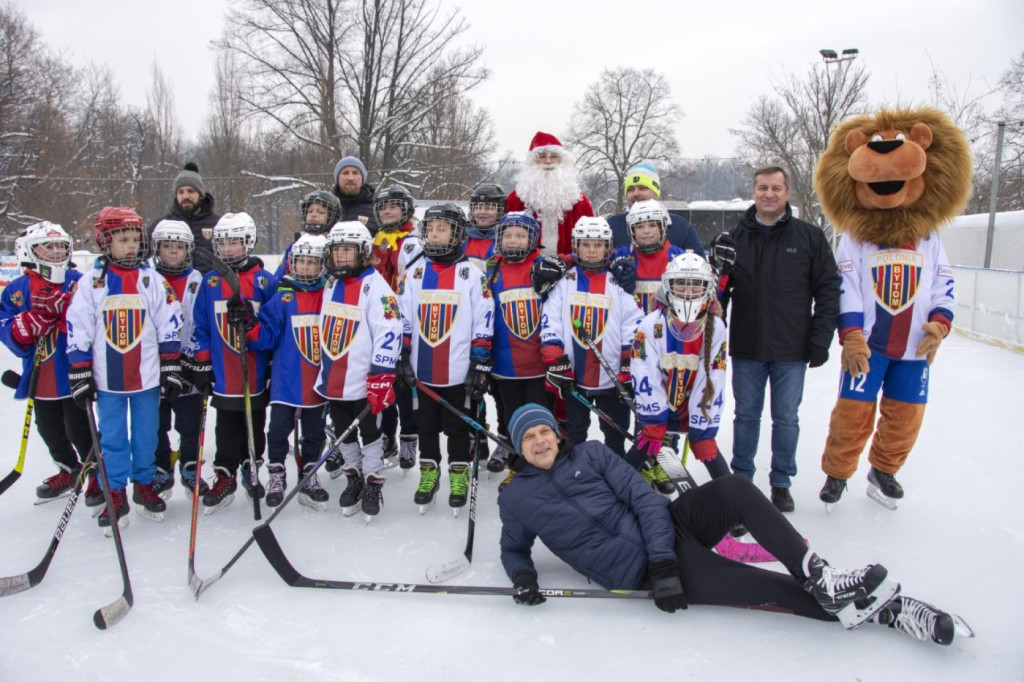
xmin=363 ymin=282 xmax=371 ymax=296
xmin=459 ymin=266 xmax=469 ymax=281
xmin=258 ymin=276 xmax=268 ymax=290
xmin=208 ymin=276 xmax=220 ymax=288
xmin=291 ymin=314 xmax=321 ymax=366
xmin=636 ymin=280 xmax=660 ymax=314
xmin=418 ymin=291 xmax=460 ymax=347
xmin=142 ymin=276 xmax=149 ymax=288
xmin=712 ymin=342 xmax=727 ymax=370
xmin=213 ymin=300 xmax=244 ymax=352
xmin=566 ymin=271 xmax=577 ymax=281
xmin=281 ymin=292 xmax=294 ymax=303
xmin=92 ymin=276 xmax=104 ymax=289
xmin=569 ymin=292 xmax=610 ymax=345
xmin=870 ymin=251 xmax=923 ymax=314
xmin=499 ymin=288 xmax=540 ymax=341
xmin=404 ymin=242 xmax=415 ymax=254
xmin=102 ymin=296 xmax=147 ymax=352
xmin=381 ymin=295 xmax=399 ymax=320
xmin=188 ymin=281 xmax=199 ymax=294
xmin=10 ymin=290 xmax=23 ymax=307
xmin=632 ymin=330 xmax=647 ymax=360
xmin=661 ymin=354 xmax=700 ymax=409
xmin=413 ymin=267 xmax=423 ymax=280
xmin=321 ymin=303 xmax=362 ymax=360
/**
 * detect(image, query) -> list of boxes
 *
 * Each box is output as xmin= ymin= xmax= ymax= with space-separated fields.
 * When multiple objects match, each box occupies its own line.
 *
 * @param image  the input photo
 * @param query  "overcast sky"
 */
xmin=16 ymin=0 xmax=1024 ymax=166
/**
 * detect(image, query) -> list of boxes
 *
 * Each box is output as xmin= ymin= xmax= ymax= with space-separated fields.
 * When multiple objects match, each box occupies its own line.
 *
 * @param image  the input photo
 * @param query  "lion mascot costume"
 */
xmin=813 ymin=107 xmax=972 ymax=510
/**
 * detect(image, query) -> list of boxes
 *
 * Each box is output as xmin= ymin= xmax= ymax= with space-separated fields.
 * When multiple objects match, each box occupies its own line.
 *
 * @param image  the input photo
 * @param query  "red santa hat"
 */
xmin=528 ymin=131 xmax=563 ymax=154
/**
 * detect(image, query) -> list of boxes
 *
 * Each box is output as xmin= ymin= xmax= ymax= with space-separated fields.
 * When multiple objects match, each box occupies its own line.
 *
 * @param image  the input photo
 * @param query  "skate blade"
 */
xmin=824 ymin=502 xmax=836 ymax=514
xmin=363 ymin=513 xmax=378 ymax=524
xmin=341 ymin=504 xmax=361 ymax=517
xmin=328 ymin=469 xmax=345 ymax=480
xmin=837 ymin=577 xmax=901 ymax=630
xmin=418 ymin=499 xmax=436 ymax=515
xmin=952 ymin=613 xmax=975 ymax=639
xmin=92 ymin=505 xmax=104 ymax=518
xmin=102 ymin=515 xmax=130 ymax=538
xmin=158 ymin=489 xmax=173 ymax=502
xmin=297 ymin=494 xmax=328 ymax=512
xmin=202 ymin=494 xmax=235 ymax=515
xmin=33 ymin=490 xmax=73 ymax=505
xmin=866 ymin=485 xmax=899 ymax=511
xmin=451 ymin=507 xmax=461 ymax=518
xmin=382 ymin=457 xmax=399 ymax=471
xmin=135 ymin=507 xmax=166 ymax=523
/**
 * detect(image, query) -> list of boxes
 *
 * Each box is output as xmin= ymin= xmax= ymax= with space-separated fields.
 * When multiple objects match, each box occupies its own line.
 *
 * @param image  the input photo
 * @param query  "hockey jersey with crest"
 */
xmin=540 ymin=267 xmax=642 ymax=390
xmin=464 ymin=227 xmax=497 ymax=273
xmin=316 ymin=266 xmax=402 ymax=401
xmin=835 ymin=233 xmax=955 ymax=360
xmin=399 ymin=258 xmax=493 ymax=387
xmin=488 ymin=252 xmax=545 ymax=379
xmin=190 ymin=258 xmax=276 ymax=398
xmin=0 ymin=269 xmax=83 ymax=400
xmin=161 ymin=267 xmax=203 ymax=358
xmin=611 ymin=242 xmax=684 ymax=314
xmin=66 ymin=260 xmax=182 ymax=393
xmin=630 ymin=310 xmax=727 ymax=445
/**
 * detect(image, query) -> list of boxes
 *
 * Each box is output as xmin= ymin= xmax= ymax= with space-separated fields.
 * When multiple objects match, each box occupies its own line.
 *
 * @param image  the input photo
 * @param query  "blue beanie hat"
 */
xmin=508 ymin=403 xmax=559 ymax=455
xmin=333 ymin=156 xmax=367 ymax=182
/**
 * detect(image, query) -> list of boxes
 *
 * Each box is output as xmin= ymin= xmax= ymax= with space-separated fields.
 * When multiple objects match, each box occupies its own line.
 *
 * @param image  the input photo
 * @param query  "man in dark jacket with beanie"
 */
xmin=147 ymin=162 xmax=222 ymax=271
xmin=331 ymin=156 xmax=378 ymax=234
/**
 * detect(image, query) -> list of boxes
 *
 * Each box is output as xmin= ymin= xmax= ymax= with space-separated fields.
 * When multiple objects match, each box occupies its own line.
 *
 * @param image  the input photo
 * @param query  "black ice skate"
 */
xmin=415 ymin=461 xmax=440 ymax=514
xmin=399 ymin=435 xmax=418 ymax=472
xmin=449 ymin=463 xmax=470 ymax=516
xmin=152 ymin=466 xmax=174 ymax=501
xmin=180 ymin=461 xmax=210 ymax=500
xmin=265 ymin=463 xmax=287 ymax=508
xmin=381 ymin=434 xmax=399 ymax=470
xmin=97 ymin=488 xmax=130 ymax=537
xmin=132 ymin=481 xmax=167 ymax=522
xmin=35 ymin=463 xmax=78 ymax=500
xmin=361 ymin=474 xmax=384 ymax=522
xmin=820 ymin=476 xmax=847 ymax=513
xmin=297 ymin=464 xmax=329 ymax=512
xmin=202 ymin=466 xmax=237 ymax=515
xmin=866 ymin=467 xmax=903 ymax=510
xmin=872 ymin=595 xmax=973 ymax=645
xmin=802 ymin=552 xmax=901 ymax=629
xmin=486 ymin=443 xmax=510 ymax=474
xmin=240 ymin=461 xmax=265 ymax=501
xmin=339 ymin=468 xmax=364 ymax=517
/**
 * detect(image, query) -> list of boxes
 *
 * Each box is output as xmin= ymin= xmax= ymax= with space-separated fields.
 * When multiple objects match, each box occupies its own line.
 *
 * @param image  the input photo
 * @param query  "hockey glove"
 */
xmin=395 ymin=349 xmax=417 ymax=390
xmin=617 ymin=349 xmax=633 ymax=391
xmin=689 ymin=437 xmax=718 ymax=463
xmin=608 ymin=256 xmax=637 ymax=295
xmin=10 ymin=310 xmax=57 ymax=345
xmin=840 ymin=329 xmax=871 ymax=378
xmin=915 ymin=320 xmax=947 ymax=365
xmin=512 ymin=571 xmax=546 ymax=606
xmin=32 ymin=287 xmax=72 ymax=320
xmin=530 ymin=255 xmax=568 ymax=296
xmin=182 ymin=355 xmax=213 ymax=394
xmin=160 ymin=356 xmax=184 ymax=401
xmin=648 ymin=559 xmax=687 ymax=613
xmin=464 ymin=359 xmax=492 ymax=404
xmin=69 ymin=364 xmax=97 ymax=409
xmin=366 ymin=373 xmax=396 ymax=415
xmin=709 ymin=232 xmax=737 ymax=275
xmin=226 ymin=297 xmax=257 ymax=332
xmin=544 ymin=354 xmax=575 ymax=400
xmin=807 ymin=343 xmax=829 ymax=369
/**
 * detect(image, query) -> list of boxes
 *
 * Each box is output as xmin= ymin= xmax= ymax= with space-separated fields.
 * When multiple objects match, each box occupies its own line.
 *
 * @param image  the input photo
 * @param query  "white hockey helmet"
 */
xmin=288 ymin=233 xmax=328 ymax=285
xmin=17 ymin=221 xmax=72 ymax=284
xmin=151 ymin=219 xmax=195 ymax=275
xmin=626 ymin=199 xmax=670 ymax=254
xmin=326 ymin=221 xmax=373 ymax=279
xmin=571 ymin=216 xmax=613 ymax=271
xmin=661 ymin=251 xmax=716 ymax=324
xmin=212 ymin=212 xmax=257 ymax=266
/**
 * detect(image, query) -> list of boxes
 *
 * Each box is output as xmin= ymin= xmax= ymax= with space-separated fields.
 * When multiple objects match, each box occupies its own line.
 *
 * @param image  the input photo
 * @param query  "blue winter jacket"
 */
xmin=498 ymin=439 xmax=677 ymax=589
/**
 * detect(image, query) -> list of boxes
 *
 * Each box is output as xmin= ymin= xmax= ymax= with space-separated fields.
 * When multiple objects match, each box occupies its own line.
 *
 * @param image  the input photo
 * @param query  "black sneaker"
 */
xmin=771 ymin=486 xmax=795 ymax=512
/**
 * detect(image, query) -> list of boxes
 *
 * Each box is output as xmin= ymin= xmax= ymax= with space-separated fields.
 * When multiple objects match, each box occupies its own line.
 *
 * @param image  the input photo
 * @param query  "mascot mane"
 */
xmin=813 ymin=106 xmax=972 ymax=248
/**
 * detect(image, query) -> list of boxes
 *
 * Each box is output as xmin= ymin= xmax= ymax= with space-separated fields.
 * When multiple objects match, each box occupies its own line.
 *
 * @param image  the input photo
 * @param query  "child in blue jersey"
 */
xmin=274 ymin=190 xmax=341 ymax=279
xmin=150 ymin=219 xmax=208 ymax=499
xmin=186 ymin=212 xmax=277 ymax=514
xmin=0 ymin=222 xmax=94 ymax=502
xmin=66 ymin=207 xmax=184 ymax=532
xmin=243 ymin=234 xmax=331 ymax=511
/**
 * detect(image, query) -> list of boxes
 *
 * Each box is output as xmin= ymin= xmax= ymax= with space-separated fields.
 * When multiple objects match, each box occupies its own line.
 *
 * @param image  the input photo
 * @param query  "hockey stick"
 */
xmin=0 ymin=456 xmax=96 ymax=597
xmin=425 ymin=400 xmax=483 ymax=584
xmin=414 ymin=380 xmax=516 ymax=453
xmin=189 ymin=405 xmax=371 ymax=600
xmin=570 ymin=319 xmax=636 ymax=412
xmin=85 ymin=402 xmax=134 ymax=630
xmin=251 ymin=521 xmax=653 ymax=600
xmin=185 ymin=391 xmax=210 ymax=597
xmin=0 ymin=338 xmax=45 ymax=497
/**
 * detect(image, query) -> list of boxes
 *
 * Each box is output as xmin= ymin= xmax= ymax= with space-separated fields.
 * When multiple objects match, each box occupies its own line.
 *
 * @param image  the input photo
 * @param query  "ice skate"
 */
xmin=152 ymin=466 xmax=175 ymax=501
xmin=802 ymin=552 xmax=900 ymax=629
xmin=640 ymin=459 xmax=675 ymax=495
xmin=414 ymin=461 xmax=440 ymax=514
xmin=361 ymin=473 xmax=384 ymax=522
xmin=819 ymin=475 xmax=847 ymax=513
xmin=202 ymin=466 xmax=237 ymax=515
xmin=84 ymin=471 xmax=105 ymax=508
xmin=399 ymin=435 xmax=418 ymax=472
xmin=872 ymin=595 xmax=970 ymax=646
xmin=381 ymin=434 xmax=399 ymax=470
xmin=240 ymin=460 xmax=265 ymax=501
xmin=35 ymin=463 xmax=78 ymax=500
xmin=265 ymin=463 xmax=287 ymax=508
xmin=338 ymin=467 xmax=364 ymax=517
xmin=866 ymin=467 xmax=902 ymax=510
xmin=97 ymin=488 xmax=130 ymax=537
xmin=324 ymin=450 xmax=345 ymax=479
xmin=297 ymin=464 xmax=329 ymax=512
xmin=132 ymin=481 xmax=167 ymax=522
xmin=486 ymin=443 xmax=510 ymax=475
xmin=180 ymin=461 xmax=210 ymax=500
xmin=449 ymin=462 xmax=470 ymax=516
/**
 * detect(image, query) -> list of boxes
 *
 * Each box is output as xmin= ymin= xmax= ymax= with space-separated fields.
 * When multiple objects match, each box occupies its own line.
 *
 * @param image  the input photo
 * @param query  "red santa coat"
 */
xmin=505 ymin=190 xmax=594 ymax=255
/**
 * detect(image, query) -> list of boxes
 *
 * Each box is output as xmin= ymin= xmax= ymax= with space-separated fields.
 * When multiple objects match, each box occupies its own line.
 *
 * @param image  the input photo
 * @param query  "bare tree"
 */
xmin=732 ymin=59 xmax=870 ymax=234
xmin=566 ymin=67 xmax=682 ymax=213
xmin=146 ymin=61 xmax=182 ymax=171
xmin=992 ymin=53 xmax=1024 ymax=211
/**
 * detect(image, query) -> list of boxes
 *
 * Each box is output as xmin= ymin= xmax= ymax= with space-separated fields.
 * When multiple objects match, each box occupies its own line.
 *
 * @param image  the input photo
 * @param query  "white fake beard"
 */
xmin=515 ymin=159 xmax=582 ymax=251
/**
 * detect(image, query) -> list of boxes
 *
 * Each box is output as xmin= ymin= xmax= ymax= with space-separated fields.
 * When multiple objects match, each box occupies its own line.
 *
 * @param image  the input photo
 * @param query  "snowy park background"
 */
xmin=0 ymin=330 xmax=1021 ymax=681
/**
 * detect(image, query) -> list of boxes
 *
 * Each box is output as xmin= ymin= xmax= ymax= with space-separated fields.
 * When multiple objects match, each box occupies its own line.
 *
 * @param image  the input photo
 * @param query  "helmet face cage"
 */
xmin=152 ymin=220 xmax=195 ymax=275
xmin=661 ymin=253 xmax=716 ymax=324
xmin=213 ymin=213 xmax=257 ymax=267
xmin=627 ymin=200 xmax=670 ymax=255
xmin=469 ymin=183 xmax=506 ymax=229
xmin=420 ymin=204 xmax=467 ymax=258
xmin=288 ymin=235 xmax=328 ymax=285
xmin=374 ymin=187 xmax=415 ymax=231
xmin=571 ymin=218 xmax=613 ymax=271
xmin=94 ymin=207 xmax=146 ymax=269
xmin=327 ymin=222 xmax=372 ymax=279
xmin=19 ymin=221 xmax=72 ymax=283
xmin=495 ymin=212 xmax=539 ymax=262
xmin=300 ymin=191 xmax=341 ymax=234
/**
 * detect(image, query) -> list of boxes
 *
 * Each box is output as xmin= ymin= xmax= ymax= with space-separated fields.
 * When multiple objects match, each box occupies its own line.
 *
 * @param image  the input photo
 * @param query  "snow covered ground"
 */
xmin=0 ymin=333 xmax=1020 ymax=681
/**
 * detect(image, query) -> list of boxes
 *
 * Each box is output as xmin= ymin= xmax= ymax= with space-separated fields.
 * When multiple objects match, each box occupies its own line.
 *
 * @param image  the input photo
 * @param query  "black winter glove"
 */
xmin=807 ymin=344 xmax=829 ymax=369
xmin=182 ymin=356 xmax=213 ymax=394
xmin=648 ymin=559 xmax=687 ymax=613
xmin=69 ymin=364 xmax=97 ymax=410
xmin=530 ymin=255 xmax=567 ymax=296
xmin=395 ymin=349 xmax=417 ymax=390
xmin=512 ymin=571 xmax=546 ymax=606
xmin=226 ymin=297 xmax=257 ymax=332
xmin=464 ymin=358 xmax=492 ymax=404
xmin=608 ymin=256 xmax=637 ymax=295
xmin=544 ymin=354 xmax=575 ymax=400
xmin=161 ymin=357 xmax=184 ymax=401
xmin=709 ymin=232 xmax=737 ymax=275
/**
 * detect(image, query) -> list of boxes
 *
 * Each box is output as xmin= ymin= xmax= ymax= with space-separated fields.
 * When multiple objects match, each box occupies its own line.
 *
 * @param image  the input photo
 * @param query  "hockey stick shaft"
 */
xmin=190 ymin=406 xmax=371 ymax=600
xmin=570 ymin=319 xmax=636 ymax=412
xmin=252 ymin=522 xmax=652 ymax=599
xmin=186 ymin=391 xmax=210 ymax=591
xmin=0 ymin=338 xmax=46 ymax=496
xmin=239 ymin=340 xmax=262 ymax=521
xmin=569 ymin=388 xmax=637 ymax=443
xmin=414 ymin=381 xmax=515 ymax=453
xmin=85 ymin=402 xmax=134 ymax=630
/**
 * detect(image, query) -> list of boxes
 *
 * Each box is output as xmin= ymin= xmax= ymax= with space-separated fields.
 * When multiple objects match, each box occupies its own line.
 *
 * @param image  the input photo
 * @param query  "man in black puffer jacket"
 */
xmin=330 ymin=156 xmax=378 ymax=235
xmin=147 ymin=162 xmax=222 ymax=272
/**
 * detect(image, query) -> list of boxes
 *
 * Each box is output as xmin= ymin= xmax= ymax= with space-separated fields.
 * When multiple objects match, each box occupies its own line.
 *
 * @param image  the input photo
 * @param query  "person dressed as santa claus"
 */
xmin=506 ymin=132 xmax=594 ymax=254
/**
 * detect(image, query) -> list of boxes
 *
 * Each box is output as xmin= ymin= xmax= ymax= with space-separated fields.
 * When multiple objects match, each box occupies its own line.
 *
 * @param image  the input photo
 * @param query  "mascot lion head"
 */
xmin=813 ymin=106 xmax=972 ymax=248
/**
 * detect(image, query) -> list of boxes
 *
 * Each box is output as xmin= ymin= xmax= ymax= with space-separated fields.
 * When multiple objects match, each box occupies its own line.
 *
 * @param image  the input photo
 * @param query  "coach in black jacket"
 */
xmin=716 ymin=166 xmax=839 ymax=513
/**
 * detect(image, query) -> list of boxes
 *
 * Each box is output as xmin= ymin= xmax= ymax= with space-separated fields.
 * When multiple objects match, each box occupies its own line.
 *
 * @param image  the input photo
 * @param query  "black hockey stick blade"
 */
xmin=1 ymin=369 xmax=20 ymax=390
xmin=192 ymin=246 xmax=241 ymax=296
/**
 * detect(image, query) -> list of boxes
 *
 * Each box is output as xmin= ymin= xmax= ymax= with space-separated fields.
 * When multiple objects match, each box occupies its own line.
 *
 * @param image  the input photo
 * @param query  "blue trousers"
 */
xmin=96 ymin=387 xmax=160 ymax=491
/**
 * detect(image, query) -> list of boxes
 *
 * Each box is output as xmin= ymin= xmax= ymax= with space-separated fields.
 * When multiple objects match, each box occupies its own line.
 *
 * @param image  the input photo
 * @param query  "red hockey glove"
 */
xmin=689 ymin=438 xmax=719 ymax=463
xmin=11 ymin=310 xmax=56 ymax=345
xmin=33 ymin=288 xmax=72 ymax=320
xmin=366 ymin=373 xmax=396 ymax=415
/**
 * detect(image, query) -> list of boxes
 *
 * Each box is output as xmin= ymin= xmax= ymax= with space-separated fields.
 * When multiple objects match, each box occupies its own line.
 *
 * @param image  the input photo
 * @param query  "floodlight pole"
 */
xmin=984 ymin=121 xmax=1006 ymax=269
xmin=819 ymin=48 xmax=859 ymax=251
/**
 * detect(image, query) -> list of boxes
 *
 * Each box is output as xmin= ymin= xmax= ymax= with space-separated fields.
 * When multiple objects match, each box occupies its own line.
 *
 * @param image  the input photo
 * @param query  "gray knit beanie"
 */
xmin=333 ymin=156 xmax=367 ymax=183
xmin=174 ymin=162 xmax=206 ymax=196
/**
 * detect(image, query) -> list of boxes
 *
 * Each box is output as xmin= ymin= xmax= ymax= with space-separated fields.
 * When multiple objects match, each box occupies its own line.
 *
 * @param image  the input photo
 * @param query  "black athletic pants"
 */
xmin=328 ymin=399 xmax=380 ymax=446
xmin=565 ymin=387 xmax=628 ymax=456
xmin=33 ymin=397 xmax=92 ymax=469
xmin=212 ymin=406 xmax=267 ymax=474
xmin=415 ymin=383 xmax=471 ymax=465
xmin=665 ymin=475 xmax=836 ymax=621
xmin=380 ymin=384 xmax=416 ymax=439
xmin=156 ymin=392 xmax=204 ymax=472
xmin=267 ymin=403 xmax=327 ymax=467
